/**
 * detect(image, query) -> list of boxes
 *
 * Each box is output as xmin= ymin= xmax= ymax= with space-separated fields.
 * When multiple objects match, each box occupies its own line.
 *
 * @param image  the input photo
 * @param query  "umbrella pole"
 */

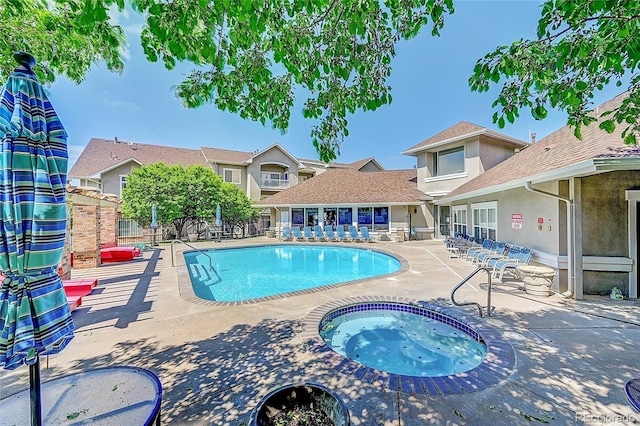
xmin=29 ymin=357 xmax=42 ymax=426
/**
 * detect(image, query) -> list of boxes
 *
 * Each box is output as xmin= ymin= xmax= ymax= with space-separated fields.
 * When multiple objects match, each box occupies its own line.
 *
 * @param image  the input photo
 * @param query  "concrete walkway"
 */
xmin=1 ymin=238 xmax=639 ymax=425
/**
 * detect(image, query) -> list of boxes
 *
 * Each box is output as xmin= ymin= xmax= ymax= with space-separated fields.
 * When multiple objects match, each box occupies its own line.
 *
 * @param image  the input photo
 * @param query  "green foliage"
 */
xmin=121 ymin=162 xmax=258 ymax=237
xmin=0 ymin=0 xmax=125 ymax=84
xmin=469 ymin=0 xmax=640 ymax=144
xmin=0 ymin=0 xmax=454 ymax=162
xmin=219 ymin=183 xmax=260 ymax=237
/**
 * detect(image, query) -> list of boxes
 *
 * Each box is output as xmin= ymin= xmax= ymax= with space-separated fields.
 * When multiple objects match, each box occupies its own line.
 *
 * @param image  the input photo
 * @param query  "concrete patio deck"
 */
xmin=1 ymin=238 xmax=639 ymax=425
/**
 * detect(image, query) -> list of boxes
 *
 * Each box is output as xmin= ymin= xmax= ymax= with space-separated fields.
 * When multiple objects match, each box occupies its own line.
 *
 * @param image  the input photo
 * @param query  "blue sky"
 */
xmin=47 ymin=1 xmax=626 ymax=171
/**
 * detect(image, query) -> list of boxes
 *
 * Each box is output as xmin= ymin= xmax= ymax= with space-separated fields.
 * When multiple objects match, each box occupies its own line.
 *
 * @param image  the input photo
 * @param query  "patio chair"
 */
xmin=491 ymin=247 xmax=534 ymax=281
xmin=348 ymin=225 xmax=363 ymax=242
xmin=292 ymin=226 xmax=305 ymax=241
xmin=476 ymin=241 xmax=507 ymax=266
xmin=324 ymin=225 xmax=340 ymax=242
xmin=359 ymin=227 xmax=375 ymax=242
xmin=314 ymin=225 xmax=328 ymax=241
xmin=281 ymin=226 xmax=293 ymax=241
xmin=466 ymin=238 xmax=493 ymax=262
xmin=336 ymin=225 xmax=350 ymax=241
xmin=303 ymin=226 xmax=317 ymax=241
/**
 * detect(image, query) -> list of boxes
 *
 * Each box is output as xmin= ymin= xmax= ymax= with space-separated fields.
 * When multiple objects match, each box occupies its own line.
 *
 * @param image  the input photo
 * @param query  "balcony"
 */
xmin=260 ymin=177 xmax=290 ymax=190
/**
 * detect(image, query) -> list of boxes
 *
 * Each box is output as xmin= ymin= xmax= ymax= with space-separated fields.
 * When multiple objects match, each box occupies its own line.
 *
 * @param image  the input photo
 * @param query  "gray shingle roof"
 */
xmin=444 ymin=92 xmax=635 ymax=199
xmin=200 ymin=147 xmax=254 ymax=164
xmin=402 ymin=121 xmax=528 ymax=155
xmin=403 ymin=121 xmax=486 ymax=153
xmin=256 ymin=169 xmax=425 ymax=206
xmin=69 ymin=138 xmax=206 ymax=178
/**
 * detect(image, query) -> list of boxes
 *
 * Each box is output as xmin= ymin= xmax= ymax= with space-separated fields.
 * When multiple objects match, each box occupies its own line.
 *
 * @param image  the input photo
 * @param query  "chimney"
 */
xmin=530 ymin=132 xmax=537 ymax=144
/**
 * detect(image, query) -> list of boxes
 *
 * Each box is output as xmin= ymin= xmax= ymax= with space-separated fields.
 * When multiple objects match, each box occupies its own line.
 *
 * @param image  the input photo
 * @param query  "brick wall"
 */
xmin=100 ymin=206 xmax=118 ymax=248
xmin=72 ymin=205 xmax=101 ymax=269
xmin=58 ymin=204 xmax=72 ymax=279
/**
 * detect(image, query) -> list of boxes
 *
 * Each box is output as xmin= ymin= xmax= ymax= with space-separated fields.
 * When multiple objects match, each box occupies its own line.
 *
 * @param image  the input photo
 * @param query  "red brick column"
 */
xmin=58 ymin=204 xmax=72 ymax=279
xmin=73 ymin=205 xmax=101 ymax=269
xmin=100 ymin=206 xmax=118 ymax=248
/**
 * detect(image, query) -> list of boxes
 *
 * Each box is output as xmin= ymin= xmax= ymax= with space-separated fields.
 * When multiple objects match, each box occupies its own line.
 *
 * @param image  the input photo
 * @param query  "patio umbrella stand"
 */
xmin=0 ymin=52 xmax=74 ymax=426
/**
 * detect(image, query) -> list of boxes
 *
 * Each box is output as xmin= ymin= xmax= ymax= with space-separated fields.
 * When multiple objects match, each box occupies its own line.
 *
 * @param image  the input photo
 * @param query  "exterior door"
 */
xmin=438 ymin=206 xmax=450 ymax=239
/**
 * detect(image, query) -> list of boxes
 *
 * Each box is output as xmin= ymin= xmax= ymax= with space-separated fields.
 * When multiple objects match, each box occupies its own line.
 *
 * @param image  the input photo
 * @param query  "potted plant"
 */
xmin=250 ymin=383 xmax=349 ymax=426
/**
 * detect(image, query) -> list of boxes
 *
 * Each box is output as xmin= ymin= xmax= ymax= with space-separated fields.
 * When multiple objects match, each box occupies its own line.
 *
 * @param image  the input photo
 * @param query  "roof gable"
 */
xmin=443 ymin=92 xmax=637 ymax=200
xmin=402 ymin=121 xmax=528 ymax=155
xmin=250 ymin=143 xmax=303 ymax=167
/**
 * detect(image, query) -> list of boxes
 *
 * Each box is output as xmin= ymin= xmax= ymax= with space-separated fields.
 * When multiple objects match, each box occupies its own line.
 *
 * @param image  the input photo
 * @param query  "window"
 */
xmin=433 ymin=146 xmax=464 ymax=176
xmin=306 ymin=208 xmax=318 ymax=226
xmin=472 ymin=202 xmax=497 ymax=240
xmin=292 ymin=208 xmax=304 ymax=226
xmin=373 ymin=207 xmax=389 ymax=231
xmin=338 ymin=207 xmax=352 ymax=226
xmin=324 ymin=208 xmax=337 ymax=226
xmin=119 ymin=174 xmax=127 ymax=194
xmin=452 ymin=206 xmax=467 ymax=236
xmin=357 ymin=207 xmax=373 ymax=229
xmin=223 ymin=168 xmax=241 ymax=184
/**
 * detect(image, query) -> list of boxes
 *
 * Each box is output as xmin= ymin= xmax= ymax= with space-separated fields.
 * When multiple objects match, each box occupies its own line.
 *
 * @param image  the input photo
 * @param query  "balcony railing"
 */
xmin=260 ymin=177 xmax=290 ymax=189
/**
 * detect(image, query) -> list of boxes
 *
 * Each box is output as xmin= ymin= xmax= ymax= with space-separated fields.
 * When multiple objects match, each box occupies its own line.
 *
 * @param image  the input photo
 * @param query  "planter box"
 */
xmin=187 ymin=233 xmax=199 ymax=242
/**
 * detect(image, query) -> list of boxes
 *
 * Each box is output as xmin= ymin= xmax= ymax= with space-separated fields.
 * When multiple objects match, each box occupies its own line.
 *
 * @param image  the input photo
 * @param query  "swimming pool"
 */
xmin=319 ymin=304 xmax=487 ymax=377
xmin=184 ymin=245 xmax=401 ymax=302
xmin=301 ymin=297 xmax=516 ymax=394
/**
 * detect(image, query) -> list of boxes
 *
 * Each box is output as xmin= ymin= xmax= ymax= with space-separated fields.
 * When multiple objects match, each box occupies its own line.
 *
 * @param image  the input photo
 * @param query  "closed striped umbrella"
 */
xmin=0 ymin=54 xmax=74 ymax=373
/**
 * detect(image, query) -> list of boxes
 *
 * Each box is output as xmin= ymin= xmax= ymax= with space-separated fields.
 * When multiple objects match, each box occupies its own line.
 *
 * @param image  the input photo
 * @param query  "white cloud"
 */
xmin=100 ymin=91 xmax=139 ymax=112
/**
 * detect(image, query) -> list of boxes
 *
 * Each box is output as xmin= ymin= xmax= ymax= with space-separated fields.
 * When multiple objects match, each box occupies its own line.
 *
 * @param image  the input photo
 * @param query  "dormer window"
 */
xmin=433 ymin=146 xmax=464 ymax=176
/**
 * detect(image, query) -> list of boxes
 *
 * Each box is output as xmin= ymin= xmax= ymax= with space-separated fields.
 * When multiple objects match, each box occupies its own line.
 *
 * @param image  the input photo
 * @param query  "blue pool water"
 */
xmin=184 ymin=245 xmax=401 ymax=302
xmin=319 ymin=304 xmax=487 ymax=377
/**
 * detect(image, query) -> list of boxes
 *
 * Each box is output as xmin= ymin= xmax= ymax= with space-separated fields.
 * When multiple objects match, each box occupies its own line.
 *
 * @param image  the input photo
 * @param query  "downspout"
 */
xmin=525 ymin=182 xmax=575 ymax=297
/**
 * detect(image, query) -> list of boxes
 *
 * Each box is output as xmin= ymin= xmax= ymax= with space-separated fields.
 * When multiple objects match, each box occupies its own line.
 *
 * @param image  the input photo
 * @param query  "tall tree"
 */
xmin=121 ymin=163 xmax=232 ymax=237
xmin=219 ymin=183 xmax=260 ymax=238
xmin=0 ymin=0 xmax=453 ymax=162
xmin=469 ymin=0 xmax=640 ymax=143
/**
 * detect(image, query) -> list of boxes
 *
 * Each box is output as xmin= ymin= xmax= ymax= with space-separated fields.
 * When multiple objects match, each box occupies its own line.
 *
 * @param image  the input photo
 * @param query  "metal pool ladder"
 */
xmin=170 ymin=239 xmax=213 ymax=269
xmin=450 ymin=267 xmax=493 ymax=317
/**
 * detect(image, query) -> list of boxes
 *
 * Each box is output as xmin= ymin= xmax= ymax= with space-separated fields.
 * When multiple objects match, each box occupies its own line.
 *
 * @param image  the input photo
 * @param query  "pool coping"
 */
xmin=300 ymin=296 xmax=516 ymax=395
xmin=175 ymin=243 xmax=410 ymax=306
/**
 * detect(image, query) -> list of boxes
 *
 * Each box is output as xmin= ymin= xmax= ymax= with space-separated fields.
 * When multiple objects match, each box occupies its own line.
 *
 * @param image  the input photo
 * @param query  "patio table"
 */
xmin=0 ymin=366 xmax=162 ymax=425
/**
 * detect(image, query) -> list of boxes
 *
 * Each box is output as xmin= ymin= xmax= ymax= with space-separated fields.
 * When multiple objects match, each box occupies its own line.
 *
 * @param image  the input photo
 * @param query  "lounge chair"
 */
xmin=464 ymin=238 xmax=490 ymax=261
xmin=314 ymin=225 xmax=327 ymax=241
xmin=324 ymin=225 xmax=340 ymax=241
xmin=348 ymin=225 xmax=362 ymax=242
xmin=491 ymin=247 xmax=533 ymax=281
xmin=336 ymin=226 xmax=350 ymax=241
xmin=281 ymin=226 xmax=293 ymax=241
xmin=476 ymin=241 xmax=507 ymax=266
xmin=303 ymin=226 xmax=317 ymax=241
xmin=359 ymin=227 xmax=375 ymax=242
xmin=292 ymin=226 xmax=305 ymax=241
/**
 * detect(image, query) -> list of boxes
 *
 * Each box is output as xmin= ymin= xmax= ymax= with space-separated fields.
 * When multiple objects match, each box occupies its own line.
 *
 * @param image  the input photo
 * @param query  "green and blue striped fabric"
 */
xmin=0 ymin=68 xmax=74 ymax=370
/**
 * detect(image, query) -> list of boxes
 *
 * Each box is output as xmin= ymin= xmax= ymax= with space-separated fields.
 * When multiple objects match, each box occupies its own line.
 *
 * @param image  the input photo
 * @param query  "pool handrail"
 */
xmin=450 ymin=266 xmax=493 ymax=317
xmin=170 ymin=239 xmax=212 ymax=269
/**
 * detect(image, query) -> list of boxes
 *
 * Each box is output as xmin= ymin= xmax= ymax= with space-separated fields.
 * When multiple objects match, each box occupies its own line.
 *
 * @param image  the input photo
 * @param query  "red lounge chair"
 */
xmin=100 ymin=246 xmax=141 ymax=263
xmin=67 ymin=295 xmax=82 ymax=312
xmin=62 ymin=278 xmax=98 ymax=295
